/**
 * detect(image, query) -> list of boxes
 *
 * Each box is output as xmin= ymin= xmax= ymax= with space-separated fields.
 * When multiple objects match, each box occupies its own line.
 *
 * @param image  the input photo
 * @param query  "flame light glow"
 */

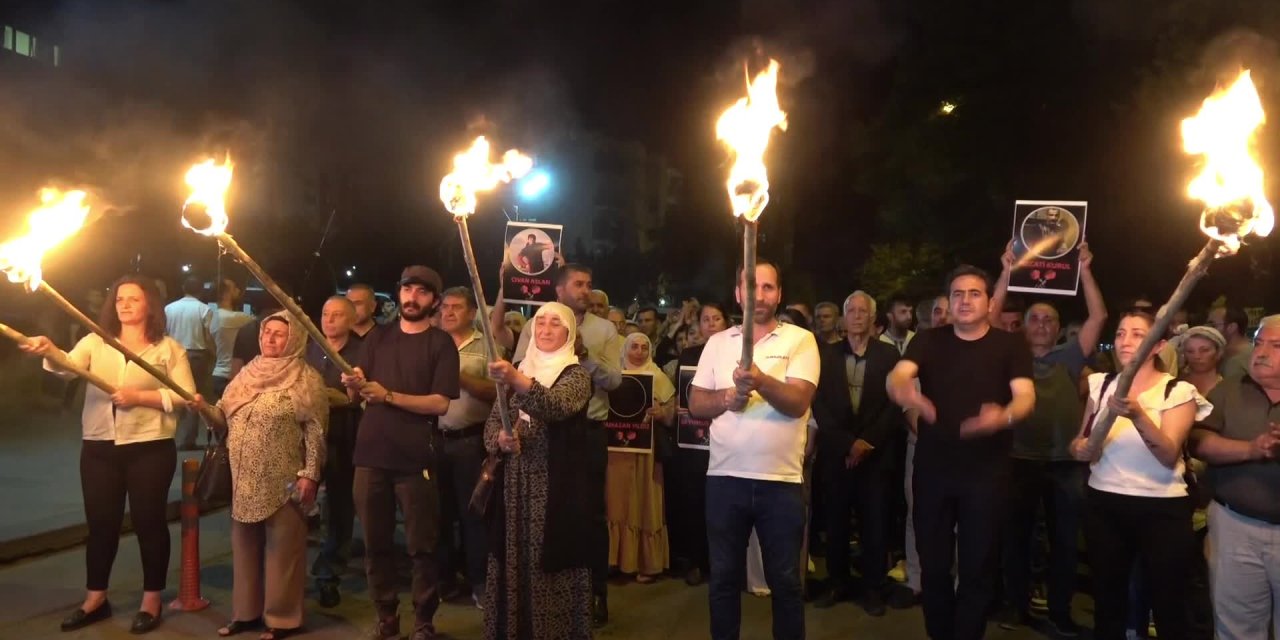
xmin=181 ymin=156 xmax=234 ymax=237
xmin=716 ymin=59 xmax=788 ymax=222
xmin=440 ymin=137 xmax=533 ymax=217
xmin=1180 ymin=70 xmax=1274 ymax=254
xmin=0 ymin=188 xmax=91 ymax=291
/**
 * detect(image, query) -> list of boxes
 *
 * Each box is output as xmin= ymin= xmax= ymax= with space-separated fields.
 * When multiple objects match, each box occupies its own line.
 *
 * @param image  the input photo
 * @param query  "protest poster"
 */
xmin=503 ymin=221 xmax=562 ymax=305
xmin=606 ymin=372 xmax=653 ymax=453
xmin=677 ymin=366 xmax=711 ymax=450
xmin=1009 ymin=200 xmax=1088 ymax=297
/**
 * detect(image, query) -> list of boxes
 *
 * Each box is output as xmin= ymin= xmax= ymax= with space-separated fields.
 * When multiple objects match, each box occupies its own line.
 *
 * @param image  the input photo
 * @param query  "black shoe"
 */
xmin=60 ymin=601 xmax=112 ymax=632
xmin=886 ymin=586 xmax=920 ymax=610
xmin=217 ymin=618 xmax=264 ymax=637
xmin=592 ymin=594 xmax=608 ymax=628
xmin=684 ymin=567 xmax=704 ymax=586
xmin=130 ymin=610 xmax=162 ymax=634
xmin=1048 ymin=614 xmax=1081 ymax=637
xmin=316 ymin=582 xmax=341 ymax=608
xmin=861 ymin=591 xmax=887 ymax=617
xmin=814 ymin=588 xmax=847 ymax=609
xmin=997 ymin=607 xmax=1033 ymax=630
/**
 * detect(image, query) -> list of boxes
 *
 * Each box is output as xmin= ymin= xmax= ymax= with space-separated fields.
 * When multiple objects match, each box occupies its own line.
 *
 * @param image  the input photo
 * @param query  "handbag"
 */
xmin=468 ymin=452 xmax=503 ymax=518
xmin=195 ymin=424 xmax=232 ymax=507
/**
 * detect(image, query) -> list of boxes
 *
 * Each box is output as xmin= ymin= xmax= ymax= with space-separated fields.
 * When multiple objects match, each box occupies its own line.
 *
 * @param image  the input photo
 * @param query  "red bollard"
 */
xmin=169 ymin=458 xmax=210 ymax=612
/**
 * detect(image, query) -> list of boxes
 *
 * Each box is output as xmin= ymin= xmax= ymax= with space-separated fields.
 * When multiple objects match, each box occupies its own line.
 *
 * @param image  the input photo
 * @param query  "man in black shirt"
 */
xmin=342 ymin=266 xmax=460 ymax=640
xmin=887 ymin=265 xmax=1035 ymax=640
xmin=306 ymin=296 xmax=365 ymax=608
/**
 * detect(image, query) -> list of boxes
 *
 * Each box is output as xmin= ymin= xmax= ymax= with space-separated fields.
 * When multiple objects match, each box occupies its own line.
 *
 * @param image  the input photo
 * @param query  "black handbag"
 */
xmin=195 ymin=424 xmax=232 ymax=507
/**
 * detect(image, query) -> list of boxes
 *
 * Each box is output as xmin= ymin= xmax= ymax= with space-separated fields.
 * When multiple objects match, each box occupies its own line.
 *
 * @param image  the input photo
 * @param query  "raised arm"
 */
xmin=1074 ymin=243 xmax=1106 ymax=358
xmin=988 ymin=240 xmax=1016 ymax=326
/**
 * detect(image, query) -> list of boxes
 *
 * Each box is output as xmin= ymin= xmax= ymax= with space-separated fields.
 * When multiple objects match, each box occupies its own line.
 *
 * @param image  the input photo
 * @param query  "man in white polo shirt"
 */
xmin=690 ymin=260 xmax=819 ymax=640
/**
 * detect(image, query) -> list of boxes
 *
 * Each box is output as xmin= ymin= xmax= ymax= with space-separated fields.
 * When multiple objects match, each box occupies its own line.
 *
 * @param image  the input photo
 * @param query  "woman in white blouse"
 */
xmin=1070 ymin=309 xmax=1212 ymax=640
xmin=22 ymin=276 xmax=196 ymax=635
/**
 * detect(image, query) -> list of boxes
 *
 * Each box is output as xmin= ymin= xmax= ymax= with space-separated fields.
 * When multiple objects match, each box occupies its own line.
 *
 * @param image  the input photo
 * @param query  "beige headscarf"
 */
xmin=620 ymin=332 xmax=675 ymax=404
xmin=518 ymin=302 xmax=579 ymax=387
xmin=218 ymin=311 xmax=325 ymax=424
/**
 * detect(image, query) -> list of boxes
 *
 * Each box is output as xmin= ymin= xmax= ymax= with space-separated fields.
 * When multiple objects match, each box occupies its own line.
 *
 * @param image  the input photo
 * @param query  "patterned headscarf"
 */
xmin=218 ymin=310 xmax=324 ymax=424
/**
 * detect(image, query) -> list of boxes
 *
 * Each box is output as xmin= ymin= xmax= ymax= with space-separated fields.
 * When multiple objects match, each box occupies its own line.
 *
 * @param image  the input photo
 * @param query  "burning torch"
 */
xmin=716 ymin=59 xmax=787 ymax=367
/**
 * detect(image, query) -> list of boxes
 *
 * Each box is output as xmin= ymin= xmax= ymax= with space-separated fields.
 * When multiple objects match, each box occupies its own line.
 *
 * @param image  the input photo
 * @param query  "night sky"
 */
xmin=1 ymin=0 xmax=1278 ymax=318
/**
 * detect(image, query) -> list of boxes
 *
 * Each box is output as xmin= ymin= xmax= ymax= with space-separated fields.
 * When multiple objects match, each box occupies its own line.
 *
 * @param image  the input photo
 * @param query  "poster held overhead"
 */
xmin=1009 ymin=200 xmax=1088 ymax=297
xmin=503 ymin=221 xmax=562 ymax=306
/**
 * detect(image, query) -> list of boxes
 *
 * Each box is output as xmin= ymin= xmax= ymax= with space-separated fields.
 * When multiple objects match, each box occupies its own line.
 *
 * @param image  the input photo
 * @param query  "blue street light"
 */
xmin=519 ymin=170 xmax=551 ymax=200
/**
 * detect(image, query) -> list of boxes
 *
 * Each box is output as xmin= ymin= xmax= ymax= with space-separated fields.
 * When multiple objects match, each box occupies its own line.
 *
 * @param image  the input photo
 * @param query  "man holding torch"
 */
xmin=689 ymin=260 xmax=819 ymax=640
xmin=887 ymin=265 xmax=1036 ymax=640
xmin=341 ymin=265 xmax=459 ymax=640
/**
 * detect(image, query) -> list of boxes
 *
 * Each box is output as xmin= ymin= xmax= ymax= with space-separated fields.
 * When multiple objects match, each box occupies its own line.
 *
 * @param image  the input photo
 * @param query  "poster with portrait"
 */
xmin=502 ymin=221 xmax=562 ymax=306
xmin=677 ymin=366 xmax=711 ymax=450
xmin=606 ymin=372 xmax=653 ymax=454
xmin=1009 ymin=200 xmax=1088 ymax=297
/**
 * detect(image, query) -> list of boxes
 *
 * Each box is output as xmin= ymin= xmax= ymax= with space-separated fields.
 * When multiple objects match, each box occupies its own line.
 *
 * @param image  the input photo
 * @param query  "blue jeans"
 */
xmin=706 ymin=475 xmax=805 ymax=640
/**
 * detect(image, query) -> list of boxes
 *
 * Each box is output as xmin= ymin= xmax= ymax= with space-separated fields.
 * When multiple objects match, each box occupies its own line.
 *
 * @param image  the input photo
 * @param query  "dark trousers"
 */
xmin=1003 ymin=459 xmax=1084 ymax=619
xmin=587 ymin=420 xmax=608 ymax=596
xmin=665 ymin=446 xmax=710 ymax=573
xmin=435 ymin=429 xmax=488 ymax=595
xmin=80 ymin=439 xmax=177 ymax=592
xmin=176 ymin=349 xmax=213 ymax=449
xmin=706 ymin=475 xmax=805 ymax=640
xmin=354 ymin=466 xmax=441 ymax=628
xmin=1084 ymin=487 xmax=1193 ymax=640
xmin=819 ymin=454 xmax=890 ymax=594
xmin=913 ymin=470 xmax=1007 ymax=640
xmin=313 ymin=411 xmax=359 ymax=585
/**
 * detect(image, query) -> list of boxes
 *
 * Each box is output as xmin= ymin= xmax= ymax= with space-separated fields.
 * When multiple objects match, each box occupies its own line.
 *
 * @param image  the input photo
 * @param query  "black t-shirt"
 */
xmin=232 ymin=318 xmax=261 ymax=364
xmin=353 ymin=324 xmax=461 ymax=472
xmin=903 ymin=326 xmax=1033 ymax=478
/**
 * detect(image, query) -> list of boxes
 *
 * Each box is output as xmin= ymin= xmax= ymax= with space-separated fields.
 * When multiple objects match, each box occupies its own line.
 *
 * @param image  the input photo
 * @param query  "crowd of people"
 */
xmin=14 ymin=241 xmax=1280 ymax=640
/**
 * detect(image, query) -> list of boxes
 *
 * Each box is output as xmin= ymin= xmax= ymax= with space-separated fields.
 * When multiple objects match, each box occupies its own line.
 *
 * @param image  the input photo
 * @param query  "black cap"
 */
xmin=399 ymin=265 xmax=443 ymax=293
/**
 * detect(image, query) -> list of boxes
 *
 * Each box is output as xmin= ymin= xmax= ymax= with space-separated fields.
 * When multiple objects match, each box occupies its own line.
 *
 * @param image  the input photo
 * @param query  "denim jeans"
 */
xmin=706 ymin=475 xmax=805 ymax=640
xmin=1003 ymin=459 xmax=1085 ymax=619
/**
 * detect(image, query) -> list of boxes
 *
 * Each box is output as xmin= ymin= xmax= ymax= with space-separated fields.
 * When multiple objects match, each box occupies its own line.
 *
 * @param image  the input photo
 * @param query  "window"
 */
xmin=3 ymin=26 xmax=12 ymax=50
xmin=14 ymin=30 xmax=30 ymax=56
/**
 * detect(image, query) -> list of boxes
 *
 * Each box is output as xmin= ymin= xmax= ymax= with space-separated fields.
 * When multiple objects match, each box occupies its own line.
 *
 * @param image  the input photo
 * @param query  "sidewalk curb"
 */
xmin=0 ymin=499 xmax=227 ymax=566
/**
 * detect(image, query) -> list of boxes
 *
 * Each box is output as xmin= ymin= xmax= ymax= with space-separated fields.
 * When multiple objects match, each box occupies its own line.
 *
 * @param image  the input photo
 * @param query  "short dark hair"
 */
xmin=442 ymin=286 xmax=477 ymax=310
xmin=636 ymin=306 xmax=658 ymax=319
xmin=216 ymin=277 xmax=240 ymax=300
xmin=101 ymin=275 xmax=167 ymax=344
xmin=556 ymin=263 xmax=592 ymax=287
xmin=347 ymin=283 xmax=375 ymax=297
xmin=944 ymin=264 xmax=993 ymax=297
xmin=181 ymin=275 xmax=203 ymax=298
xmin=699 ymin=302 xmax=728 ymax=321
xmin=1224 ymin=307 xmax=1250 ymax=334
xmin=887 ymin=293 xmax=913 ymax=310
xmin=1002 ymin=296 xmax=1026 ymax=314
xmin=735 ymin=259 xmax=781 ymax=287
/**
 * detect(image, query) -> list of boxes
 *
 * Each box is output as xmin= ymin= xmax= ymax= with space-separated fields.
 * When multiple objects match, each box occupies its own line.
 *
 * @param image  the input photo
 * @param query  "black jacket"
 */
xmin=812 ymin=338 xmax=902 ymax=468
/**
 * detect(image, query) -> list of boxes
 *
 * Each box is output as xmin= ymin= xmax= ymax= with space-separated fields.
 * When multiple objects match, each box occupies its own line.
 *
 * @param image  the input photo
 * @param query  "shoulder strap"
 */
xmin=1164 ymin=378 xmax=1178 ymax=399
xmin=1082 ymin=373 xmax=1118 ymax=437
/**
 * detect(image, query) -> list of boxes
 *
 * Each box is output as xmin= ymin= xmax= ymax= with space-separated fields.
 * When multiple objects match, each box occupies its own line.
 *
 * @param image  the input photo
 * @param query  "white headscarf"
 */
xmin=620 ymin=332 xmax=675 ymax=404
xmin=518 ymin=302 xmax=579 ymax=388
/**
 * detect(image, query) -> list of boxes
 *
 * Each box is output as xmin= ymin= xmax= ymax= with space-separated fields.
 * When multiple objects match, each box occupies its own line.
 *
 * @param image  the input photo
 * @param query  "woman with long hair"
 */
xmin=22 ymin=275 xmax=196 ymax=634
xmin=1070 ymin=309 xmax=1212 ymax=640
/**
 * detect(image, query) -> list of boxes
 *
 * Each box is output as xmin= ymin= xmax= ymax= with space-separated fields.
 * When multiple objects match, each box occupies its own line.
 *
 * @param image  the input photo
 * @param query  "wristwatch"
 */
xmin=384 ymin=391 xmax=395 ymax=405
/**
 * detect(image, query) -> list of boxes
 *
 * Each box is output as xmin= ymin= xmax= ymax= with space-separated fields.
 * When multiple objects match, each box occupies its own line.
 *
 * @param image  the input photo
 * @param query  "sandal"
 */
xmin=217 ymin=618 xmax=263 ymax=636
xmin=261 ymin=627 xmax=303 ymax=640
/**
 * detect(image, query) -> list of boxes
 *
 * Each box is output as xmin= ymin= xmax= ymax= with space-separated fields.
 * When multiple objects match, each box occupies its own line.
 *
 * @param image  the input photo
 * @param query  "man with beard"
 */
xmin=887 ymin=265 xmax=1035 ymax=640
xmin=931 ymin=295 xmax=951 ymax=329
xmin=435 ymin=287 xmax=496 ymax=609
xmin=879 ymin=294 xmax=916 ymax=356
xmin=690 ymin=261 xmax=820 ymax=640
xmin=342 ymin=266 xmax=460 ymax=640
xmin=308 ymin=296 xmax=366 ymax=608
xmin=509 ymin=264 xmax=622 ymax=626
xmin=988 ymin=242 xmax=1105 ymax=633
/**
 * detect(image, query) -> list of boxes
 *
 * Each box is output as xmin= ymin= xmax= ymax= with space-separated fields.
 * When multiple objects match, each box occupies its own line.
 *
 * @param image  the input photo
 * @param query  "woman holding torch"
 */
xmin=21 ymin=275 xmax=196 ymax=635
xmin=1070 ymin=309 xmax=1212 ymax=640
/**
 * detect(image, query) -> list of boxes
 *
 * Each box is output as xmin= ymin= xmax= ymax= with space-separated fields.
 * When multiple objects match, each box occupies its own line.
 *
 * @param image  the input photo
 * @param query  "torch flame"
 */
xmin=0 ymin=188 xmax=91 ymax=291
xmin=1181 ymin=70 xmax=1273 ymax=254
xmin=182 ymin=156 xmax=234 ymax=237
xmin=716 ymin=59 xmax=788 ymax=222
xmin=439 ymin=136 xmax=533 ymax=217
